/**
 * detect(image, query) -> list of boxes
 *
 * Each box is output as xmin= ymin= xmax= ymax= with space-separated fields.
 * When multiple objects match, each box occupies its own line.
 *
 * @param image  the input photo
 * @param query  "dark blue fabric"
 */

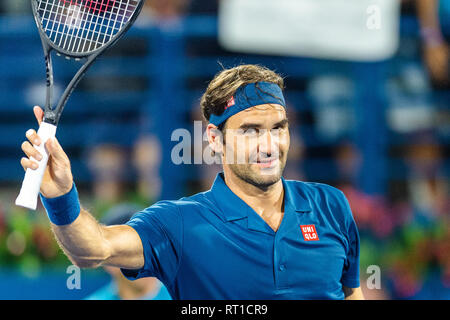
xmin=209 ymin=82 xmax=286 ymax=126
xmin=121 ymin=173 xmax=360 ymax=299
xmin=40 ymin=183 xmax=81 ymax=226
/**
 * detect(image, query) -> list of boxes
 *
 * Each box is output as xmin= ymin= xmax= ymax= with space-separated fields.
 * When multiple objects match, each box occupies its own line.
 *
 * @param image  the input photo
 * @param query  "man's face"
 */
xmin=220 ymin=104 xmax=290 ymax=189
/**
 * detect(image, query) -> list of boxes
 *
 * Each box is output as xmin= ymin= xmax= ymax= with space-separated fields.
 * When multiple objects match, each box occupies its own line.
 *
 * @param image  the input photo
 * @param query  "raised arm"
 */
xmin=50 ymin=209 xmax=144 ymax=269
xmin=20 ymin=106 xmax=144 ymax=269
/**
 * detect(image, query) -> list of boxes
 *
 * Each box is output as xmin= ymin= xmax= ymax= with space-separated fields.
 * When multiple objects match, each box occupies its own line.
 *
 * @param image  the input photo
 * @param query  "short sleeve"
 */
xmin=339 ymin=192 xmax=361 ymax=288
xmin=121 ymin=200 xmax=183 ymax=286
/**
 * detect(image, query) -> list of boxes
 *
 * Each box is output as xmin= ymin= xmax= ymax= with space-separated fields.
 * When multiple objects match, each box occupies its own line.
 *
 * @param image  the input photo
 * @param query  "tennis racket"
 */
xmin=16 ymin=0 xmax=145 ymax=210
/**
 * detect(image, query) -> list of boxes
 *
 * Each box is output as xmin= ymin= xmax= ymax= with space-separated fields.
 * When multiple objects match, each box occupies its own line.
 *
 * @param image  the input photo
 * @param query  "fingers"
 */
xmin=22 ymin=129 xmax=68 ymax=167
xmin=33 ymin=106 xmax=44 ymax=126
xmin=25 ymin=129 xmax=41 ymax=146
xmin=21 ymin=141 xmax=42 ymax=161
xmin=20 ymin=157 xmax=38 ymax=172
xmin=21 ymin=130 xmax=43 ymax=171
xmin=22 ymin=108 xmax=69 ymax=174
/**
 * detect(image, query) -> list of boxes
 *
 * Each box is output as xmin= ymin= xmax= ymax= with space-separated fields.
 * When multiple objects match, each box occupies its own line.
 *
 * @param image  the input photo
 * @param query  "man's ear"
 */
xmin=206 ymin=123 xmax=224 ymax=155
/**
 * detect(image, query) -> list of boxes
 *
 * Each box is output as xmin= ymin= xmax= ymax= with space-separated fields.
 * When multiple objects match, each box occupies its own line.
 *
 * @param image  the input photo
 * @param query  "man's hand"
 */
xmin=20 ymin=106 xmax=73 ymax=198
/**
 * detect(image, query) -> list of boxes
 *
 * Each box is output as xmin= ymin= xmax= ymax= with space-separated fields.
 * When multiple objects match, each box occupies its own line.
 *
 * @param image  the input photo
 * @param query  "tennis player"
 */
xmin=20 ymin=64 xmax=364 ymax=300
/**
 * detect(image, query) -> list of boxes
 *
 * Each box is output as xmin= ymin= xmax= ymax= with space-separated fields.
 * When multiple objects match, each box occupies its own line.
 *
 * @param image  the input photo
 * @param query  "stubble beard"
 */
xmin=227 ymin=152 xmax=288 ymax=191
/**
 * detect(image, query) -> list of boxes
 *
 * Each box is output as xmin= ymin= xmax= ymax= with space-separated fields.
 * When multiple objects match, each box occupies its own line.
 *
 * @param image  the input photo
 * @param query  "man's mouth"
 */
xmin=255 ymin=157 xmax=279 ymax=168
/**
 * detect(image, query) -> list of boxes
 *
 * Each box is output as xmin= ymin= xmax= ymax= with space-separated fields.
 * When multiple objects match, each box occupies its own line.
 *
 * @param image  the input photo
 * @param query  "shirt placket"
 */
xmin=273 ymin=211 xmax=296 ymax=291
xmin=274 ymin=237 xmax=291 ymax=290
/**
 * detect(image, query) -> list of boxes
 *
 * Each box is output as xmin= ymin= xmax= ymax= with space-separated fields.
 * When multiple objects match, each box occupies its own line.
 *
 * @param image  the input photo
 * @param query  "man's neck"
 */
xmin=223 ymin=170 xmax=285 ymax=230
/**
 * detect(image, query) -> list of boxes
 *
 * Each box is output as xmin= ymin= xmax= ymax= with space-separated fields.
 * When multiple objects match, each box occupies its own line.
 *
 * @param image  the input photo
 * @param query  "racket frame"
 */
xmin=31 ymin=0 xmax=145 ymax=125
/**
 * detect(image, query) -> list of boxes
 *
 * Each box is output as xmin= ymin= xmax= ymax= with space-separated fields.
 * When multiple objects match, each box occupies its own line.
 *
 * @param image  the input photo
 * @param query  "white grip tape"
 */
xmin=15 ymin=122 xmax=57 ymax=210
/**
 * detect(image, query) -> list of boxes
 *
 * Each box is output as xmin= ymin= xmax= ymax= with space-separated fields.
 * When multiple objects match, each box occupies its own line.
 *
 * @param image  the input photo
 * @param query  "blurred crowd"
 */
xmin=0 ymin=0 xmax=448 ymax=299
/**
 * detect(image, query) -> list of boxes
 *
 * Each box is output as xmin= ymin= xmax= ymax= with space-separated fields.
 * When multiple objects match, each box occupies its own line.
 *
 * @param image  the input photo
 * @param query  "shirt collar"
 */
xmin=208 ymin=172 xmax=312 ymax=224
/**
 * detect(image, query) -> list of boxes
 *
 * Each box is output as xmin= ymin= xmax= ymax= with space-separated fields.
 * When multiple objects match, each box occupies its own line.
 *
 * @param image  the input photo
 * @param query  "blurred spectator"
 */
xmin=137 ymin=0 xmax=190 ymax=28
xmin=86 ymin=204 xmax=171 ymax=300
xmin=416 ymin=0 xmax=450 ymax=88
xmin=144 ymin=0 xmax=190 ymax=19
xmin=86 ymin=133 xmax=163 ymax=212
xmin=87 ymin=144 xmax=128 ymax=204
xmin=335 ymin=142 xmax=410 ymax=239
xmin=132 ymin=135 xmax=163 ymax=202
xmin=0 ymin=0 xmax=29 ymax=14
xmin=404 ymin=132 xmax=449 ymax=223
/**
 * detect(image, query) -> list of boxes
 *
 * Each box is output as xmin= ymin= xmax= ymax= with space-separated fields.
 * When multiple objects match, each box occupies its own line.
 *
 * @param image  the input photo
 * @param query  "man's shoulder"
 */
xmin=285 ymin=179 xmax=346 ymax=200
xmin=176 ymin=190 xmax=216 ymax=210
xmin=285 ymin=179 xmax=354 ymax=228
xmin=139 ymin=191 xmax=214 ymax=216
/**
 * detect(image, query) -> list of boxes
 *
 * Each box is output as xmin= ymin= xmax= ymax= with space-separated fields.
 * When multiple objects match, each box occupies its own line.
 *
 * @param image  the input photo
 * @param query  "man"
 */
xmin=20 ymin=64 xmax=364 ymax=299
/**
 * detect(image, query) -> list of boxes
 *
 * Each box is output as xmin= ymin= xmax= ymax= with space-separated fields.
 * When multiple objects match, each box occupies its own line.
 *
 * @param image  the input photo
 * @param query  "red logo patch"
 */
xmin=300 ymin=225 xmax=319 ymax=241
xmin=225 ymin=96 xmax=235 ymax=109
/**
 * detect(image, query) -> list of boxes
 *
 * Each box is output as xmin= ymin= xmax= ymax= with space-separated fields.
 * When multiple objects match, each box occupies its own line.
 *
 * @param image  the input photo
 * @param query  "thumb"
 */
xmin=33 ymin=106 xmax=44 ymax=126
xmin=46 ymin=137 xmax=69 ymax=163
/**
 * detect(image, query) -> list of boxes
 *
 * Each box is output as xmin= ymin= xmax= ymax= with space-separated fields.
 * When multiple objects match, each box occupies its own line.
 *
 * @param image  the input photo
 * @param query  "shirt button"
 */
xmin=279 ymin=264 xmax=286 ymax=271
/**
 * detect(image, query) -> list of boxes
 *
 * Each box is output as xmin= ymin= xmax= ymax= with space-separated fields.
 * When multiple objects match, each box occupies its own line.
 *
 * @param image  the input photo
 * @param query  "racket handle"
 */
xmin=15 ymin=122 xmax=57 ymax=210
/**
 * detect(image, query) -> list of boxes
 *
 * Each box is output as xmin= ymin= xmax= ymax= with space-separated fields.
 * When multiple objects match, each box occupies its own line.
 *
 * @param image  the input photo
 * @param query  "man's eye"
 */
xmin=271 ymin=126 xmax=284 ymax=134
xmin=244 ymin=128 xmax=258 ymax=135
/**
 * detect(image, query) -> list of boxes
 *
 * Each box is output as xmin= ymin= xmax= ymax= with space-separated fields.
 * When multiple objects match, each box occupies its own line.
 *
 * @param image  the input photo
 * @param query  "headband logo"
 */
xmin=225 ymin=96 xmax=235 ymax=109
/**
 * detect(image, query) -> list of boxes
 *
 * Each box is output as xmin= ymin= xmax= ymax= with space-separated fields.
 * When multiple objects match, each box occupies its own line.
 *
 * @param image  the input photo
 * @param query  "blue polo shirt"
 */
xmin=122 ymin=172 xmax=360 ymax=300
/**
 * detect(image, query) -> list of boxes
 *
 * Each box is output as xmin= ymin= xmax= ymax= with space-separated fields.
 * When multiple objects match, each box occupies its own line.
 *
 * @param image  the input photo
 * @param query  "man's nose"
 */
xmin=258 ymin=129 xmax=278 ymax=156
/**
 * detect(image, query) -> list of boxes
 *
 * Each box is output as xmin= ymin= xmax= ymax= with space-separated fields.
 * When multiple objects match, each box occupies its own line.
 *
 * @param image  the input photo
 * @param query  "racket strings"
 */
xmin=36 ymin=0 xmax=139 ymax=54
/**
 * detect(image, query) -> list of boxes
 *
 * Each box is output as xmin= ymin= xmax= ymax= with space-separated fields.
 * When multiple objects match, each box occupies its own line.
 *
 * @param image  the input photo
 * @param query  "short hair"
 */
xmin=200 ymin=64 xmax=284 ymax=129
